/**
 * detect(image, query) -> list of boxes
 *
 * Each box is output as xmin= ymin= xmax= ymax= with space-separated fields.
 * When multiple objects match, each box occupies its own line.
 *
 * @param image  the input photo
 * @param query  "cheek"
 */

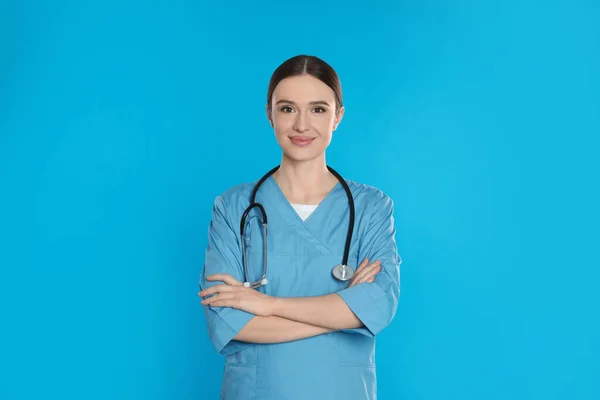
xmin=272 ymin=115 xmax=293 ymax=133
xmin=314 ymin=113 xmax=336 ymax=127
xmin=312 ymin=116 xmax=335 ymax=137
xmin=272 ymin=126 xmax=288 ymax=143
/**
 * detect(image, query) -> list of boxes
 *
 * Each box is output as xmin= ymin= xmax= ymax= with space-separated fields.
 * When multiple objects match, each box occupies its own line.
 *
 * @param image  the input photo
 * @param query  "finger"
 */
xmin=204 ymin=299 xmax=236 ymax=308
xmin=353 ymin=263 xmax=381 ymax=285
xmin=355 ymin=258 xmax=369 ymax=272
xmin=365 ymin=261 xmax=382 ymax=277
xmin=206 ymin=274 xmax=243 ymax=286
xmin=363 ymin=264 xmax=382 ymax=282
xmin=351 ymin=260 xmax=380 ymax=283
xmin=355 ymin=276 xmax=375 ymax=284
xmin=198 ymin=284 xmax=237 ymax=297
xmin=355 ymin=273 xmax=378 ymax=285
xmin=204 ymin=292 xmax=241 ymax=307
xmin=348 ymin=259 xmax=370 ymax=286
xmin=201 ymin=292 xmax=238 ymax=306
xmin=206 ymin=274 xmax=242 ymax=285
xmin=198 ymin=284 xmax=234 ymax=297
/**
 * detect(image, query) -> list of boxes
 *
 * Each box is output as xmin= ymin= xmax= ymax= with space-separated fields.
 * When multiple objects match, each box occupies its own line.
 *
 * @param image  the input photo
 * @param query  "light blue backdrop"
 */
xmin=1 ymin=1 xmax=598 ymax=399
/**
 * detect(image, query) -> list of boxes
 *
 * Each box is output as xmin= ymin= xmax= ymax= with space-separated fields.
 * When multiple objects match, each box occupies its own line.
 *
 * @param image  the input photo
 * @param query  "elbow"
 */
xmin=382 ymin=302 xmax=399 ymax=331
xmin=202 ymin=306 xmax=256 ymax=355
xmin=369 ymin=301 xmax=398 ymax=336
xmin=337 ymin=283 xmax=400 ymax=336
xmin=368 ymin=284 xmax=400 ymax=335
xmin=378 ymin=288 xmax=400 ymax=332
xmin=341 ymin=314 xmax=366 ymax=331
xmin=342 ymin=302 xmax=397 ymax=337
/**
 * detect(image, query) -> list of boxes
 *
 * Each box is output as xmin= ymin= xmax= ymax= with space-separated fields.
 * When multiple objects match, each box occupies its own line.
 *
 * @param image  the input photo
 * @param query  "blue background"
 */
xmin=1 ymin=1 xmax=599 ymax=399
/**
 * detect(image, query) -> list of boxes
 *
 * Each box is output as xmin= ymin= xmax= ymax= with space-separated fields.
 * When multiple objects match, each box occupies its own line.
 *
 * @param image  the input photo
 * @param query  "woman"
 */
xmin=198 ymin=55 xmax=401 ymax=400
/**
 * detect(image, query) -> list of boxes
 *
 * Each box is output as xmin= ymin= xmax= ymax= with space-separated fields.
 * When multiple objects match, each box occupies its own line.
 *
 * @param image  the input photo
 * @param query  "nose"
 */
xmin=293 ymin=111 xmax=309 ymax=132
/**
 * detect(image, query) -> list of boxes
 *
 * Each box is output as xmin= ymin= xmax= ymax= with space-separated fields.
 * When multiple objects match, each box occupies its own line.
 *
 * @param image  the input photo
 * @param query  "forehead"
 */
xmin=272 ymin=74 xmax=336 ymax=103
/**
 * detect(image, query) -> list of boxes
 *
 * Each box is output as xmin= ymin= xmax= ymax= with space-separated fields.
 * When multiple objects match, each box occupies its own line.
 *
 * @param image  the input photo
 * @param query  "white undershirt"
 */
xmin=291 ymin=204 xmax=318 ymax=221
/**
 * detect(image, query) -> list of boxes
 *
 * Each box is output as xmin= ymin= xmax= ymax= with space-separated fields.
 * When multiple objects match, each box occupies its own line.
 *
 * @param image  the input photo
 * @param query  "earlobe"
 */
xmin=333 ymin=106 xmax=345 ymax=131
xmin=333 ymin=119 xmax=342 ymax=131
xmin=265 ymin=104 xmax=273 ymax=127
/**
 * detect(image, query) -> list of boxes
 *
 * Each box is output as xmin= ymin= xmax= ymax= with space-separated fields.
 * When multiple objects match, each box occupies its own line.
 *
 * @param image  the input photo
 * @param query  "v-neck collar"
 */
xmin=265 ymin=175 xmax=341 ymax=225
xmin=260 ymin=175 xmax=343 ymax=256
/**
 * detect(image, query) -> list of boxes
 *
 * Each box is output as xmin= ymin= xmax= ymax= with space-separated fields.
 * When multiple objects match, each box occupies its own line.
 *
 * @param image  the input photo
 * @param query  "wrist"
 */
xmin=268 ymin=296 xmax=285 ymax=317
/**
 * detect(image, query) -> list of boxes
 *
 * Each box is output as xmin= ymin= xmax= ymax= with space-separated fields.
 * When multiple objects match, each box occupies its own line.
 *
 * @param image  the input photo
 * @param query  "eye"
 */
xmin=280 ymin=106 xmax=294 ymax=113
xmin=312 ymin=107 xmax=326 ymax=114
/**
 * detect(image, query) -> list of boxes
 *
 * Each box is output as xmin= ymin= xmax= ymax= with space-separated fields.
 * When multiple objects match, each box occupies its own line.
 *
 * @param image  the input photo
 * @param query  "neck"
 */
xmin=273 ymin=154 xmax=337 ymax=204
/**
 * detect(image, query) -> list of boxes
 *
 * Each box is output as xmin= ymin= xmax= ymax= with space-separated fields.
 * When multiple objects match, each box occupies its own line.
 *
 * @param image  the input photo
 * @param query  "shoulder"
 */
xmin=344 ymin=179 xmax=396 ymax=227
xmin=217 ymin=181 xmax=254 ymax=203
xmin=211 ymin=181 xmax=256 ymax=216
xmin=344 ymin=179 xmax=393 ymax=207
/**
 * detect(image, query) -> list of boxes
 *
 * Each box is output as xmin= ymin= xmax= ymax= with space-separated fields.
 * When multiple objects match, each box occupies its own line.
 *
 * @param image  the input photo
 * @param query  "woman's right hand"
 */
xmin=347 ymin=258 xmax=381 ymax=287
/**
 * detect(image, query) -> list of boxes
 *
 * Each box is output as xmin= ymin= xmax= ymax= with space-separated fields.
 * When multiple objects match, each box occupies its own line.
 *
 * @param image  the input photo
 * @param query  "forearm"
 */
xmin=233 ymin=315 xmax=334 ymax=344
xmin=271 ymin=293 xmax=364 ymax=330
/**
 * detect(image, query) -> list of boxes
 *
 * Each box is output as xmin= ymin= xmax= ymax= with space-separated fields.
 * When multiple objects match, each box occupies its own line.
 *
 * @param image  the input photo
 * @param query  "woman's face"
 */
xmin=267 ymin=74 xmax=344 ymax=163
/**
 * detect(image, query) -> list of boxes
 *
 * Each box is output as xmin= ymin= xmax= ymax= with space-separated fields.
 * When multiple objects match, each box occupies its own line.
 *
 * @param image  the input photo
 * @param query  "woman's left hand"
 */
xmin=198 ymin=274 xmax=275 ymax=317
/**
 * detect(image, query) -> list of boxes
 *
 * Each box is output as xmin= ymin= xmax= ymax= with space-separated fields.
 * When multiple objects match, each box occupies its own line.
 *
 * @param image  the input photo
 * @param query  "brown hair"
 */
xmin=266 ymin=55 xmax=343 ymax=113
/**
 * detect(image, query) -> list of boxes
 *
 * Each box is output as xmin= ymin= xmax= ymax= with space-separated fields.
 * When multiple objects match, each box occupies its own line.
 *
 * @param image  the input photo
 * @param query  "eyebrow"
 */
xmin=275 ymin=99 xmax=332 ymax=107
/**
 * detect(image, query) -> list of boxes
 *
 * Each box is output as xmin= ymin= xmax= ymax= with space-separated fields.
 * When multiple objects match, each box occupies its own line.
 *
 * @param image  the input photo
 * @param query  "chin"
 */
xmin=282 ymin=147 xmax=322 ymax=163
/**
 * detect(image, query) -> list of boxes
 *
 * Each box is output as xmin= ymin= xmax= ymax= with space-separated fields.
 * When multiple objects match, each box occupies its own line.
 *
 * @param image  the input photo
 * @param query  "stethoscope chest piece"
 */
xmin=332 ymin=264 xmax=354 ymax=281
xmin=242 ymin=165 xmax=356 ymax=287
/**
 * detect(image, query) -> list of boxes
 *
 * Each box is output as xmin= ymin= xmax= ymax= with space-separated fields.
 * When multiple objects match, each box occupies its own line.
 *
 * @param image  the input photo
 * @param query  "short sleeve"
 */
xmin=337 ymin=193 xmax=402 ymax=336
xmin=199 ymin=196 xmax=255 ymax=355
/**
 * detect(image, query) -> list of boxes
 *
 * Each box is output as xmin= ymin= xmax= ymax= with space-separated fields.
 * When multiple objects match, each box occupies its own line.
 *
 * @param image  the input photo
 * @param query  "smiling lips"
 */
xmin=289 ymin=136 xmax=315 ymax=146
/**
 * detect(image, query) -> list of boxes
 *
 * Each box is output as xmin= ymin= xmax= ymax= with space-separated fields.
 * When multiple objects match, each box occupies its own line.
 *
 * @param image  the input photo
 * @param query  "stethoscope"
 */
xmin=240 ymin=165 xmax=355 ymax=288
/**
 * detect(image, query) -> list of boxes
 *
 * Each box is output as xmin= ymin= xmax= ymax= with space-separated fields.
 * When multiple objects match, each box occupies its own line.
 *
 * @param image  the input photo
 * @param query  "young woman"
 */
xmin=198 ymin=55 xmax=402 ymax=400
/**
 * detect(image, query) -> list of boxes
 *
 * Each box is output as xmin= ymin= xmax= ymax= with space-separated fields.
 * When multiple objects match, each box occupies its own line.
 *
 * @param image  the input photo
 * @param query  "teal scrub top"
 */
xmin=199 ymin=175 xmax=402 ymax=400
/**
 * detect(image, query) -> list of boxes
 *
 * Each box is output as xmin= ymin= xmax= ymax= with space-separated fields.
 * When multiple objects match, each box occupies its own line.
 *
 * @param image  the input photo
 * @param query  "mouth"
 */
xmin=289 ymin=136 xmax=316 ymax=147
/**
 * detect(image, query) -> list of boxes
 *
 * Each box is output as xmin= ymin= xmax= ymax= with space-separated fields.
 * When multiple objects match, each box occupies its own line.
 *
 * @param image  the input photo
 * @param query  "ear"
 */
xmin=333 ymin=106 xmax=345 ymax=131
xmin=266 ymin=104 xmax=274 ymax=127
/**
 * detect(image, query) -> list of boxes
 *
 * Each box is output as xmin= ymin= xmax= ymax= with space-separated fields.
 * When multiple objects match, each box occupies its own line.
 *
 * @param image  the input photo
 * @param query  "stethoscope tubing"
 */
xmin=240 ymin=165 xmax=355 ymax=288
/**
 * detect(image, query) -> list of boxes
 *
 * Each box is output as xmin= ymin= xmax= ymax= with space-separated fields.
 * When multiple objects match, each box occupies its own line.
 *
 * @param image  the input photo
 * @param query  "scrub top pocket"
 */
xmin=220 ymin=364 xmax=257 ymax=400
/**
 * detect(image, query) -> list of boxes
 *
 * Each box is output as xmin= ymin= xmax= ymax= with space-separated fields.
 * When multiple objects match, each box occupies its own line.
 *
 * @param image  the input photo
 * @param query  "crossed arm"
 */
xmin=200 ymin=194 xmax=400 ymax=353
xmin=198 ymin=258 xmax=382 ymax=344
